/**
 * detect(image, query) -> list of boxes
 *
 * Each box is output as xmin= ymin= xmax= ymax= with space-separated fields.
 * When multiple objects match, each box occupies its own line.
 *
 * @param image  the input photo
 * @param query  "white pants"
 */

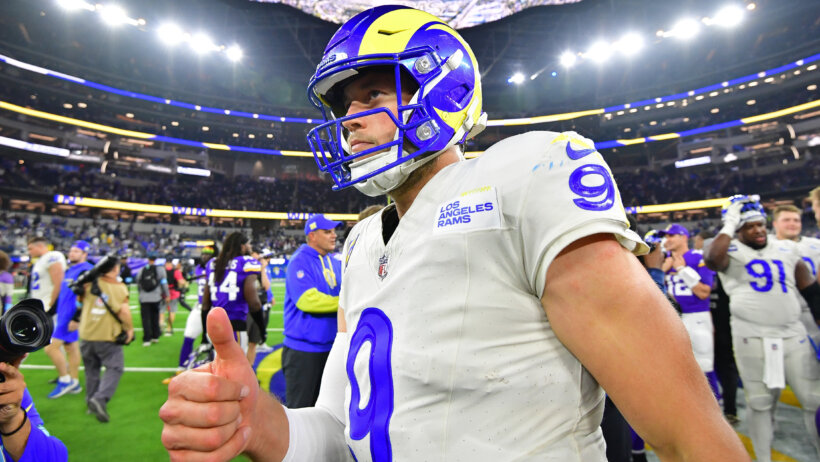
xmin=681 ymin=311 xmax=714 ymax=372
xmin=184 ymin=305 xmax=203 ymax=339
xmin=734 ymin=335 xmax=820 ymax=462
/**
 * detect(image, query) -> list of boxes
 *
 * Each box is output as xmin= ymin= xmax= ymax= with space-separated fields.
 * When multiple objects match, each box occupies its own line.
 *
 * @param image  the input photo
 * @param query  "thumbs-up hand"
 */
xmin=160 ymin=308 xmax=258 ymax=461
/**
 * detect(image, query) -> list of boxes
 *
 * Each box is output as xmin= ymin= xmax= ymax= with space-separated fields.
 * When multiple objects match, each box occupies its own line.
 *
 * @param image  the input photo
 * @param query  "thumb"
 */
xmin=207 ymin=307 xmax=246 ymax=365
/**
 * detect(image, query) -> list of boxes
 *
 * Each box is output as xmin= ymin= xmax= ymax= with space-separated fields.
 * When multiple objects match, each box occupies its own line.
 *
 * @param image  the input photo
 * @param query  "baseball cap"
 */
xmin=201 ymin=246 xmax=215 ymax=255
xmin=304 ymin=214 xmax=342 ymax=235
xmin=657 ymin=224 xmax=690 ymax=238
xmin=71 ymin=240 xmax=91 ymax=253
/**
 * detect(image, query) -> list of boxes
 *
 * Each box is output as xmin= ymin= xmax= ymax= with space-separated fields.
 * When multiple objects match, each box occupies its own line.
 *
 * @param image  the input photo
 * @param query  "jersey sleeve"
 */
xmin=695 ymin=255 xmax=715 ymax=287
xmin=286 ymin=253 xmax=338 ymax=314
xmin=44 ymin=252 xmax=66 ymax=268
xmin=242 ymin=257 xmax=262 ymax=275
xmin=517 ymin=131 xmax=648 ymax=298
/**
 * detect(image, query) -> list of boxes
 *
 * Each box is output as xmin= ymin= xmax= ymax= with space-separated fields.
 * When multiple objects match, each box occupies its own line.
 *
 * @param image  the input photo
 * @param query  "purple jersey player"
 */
xmin=201 ymin=233 xmax=263 ymax=356
xmin=665 ymin=250 xmax=714 ymax=313
xmin=206 ymin=256 xmax=261 ymax=322
xmin=659 ymin=223 xmax=720 ymax=400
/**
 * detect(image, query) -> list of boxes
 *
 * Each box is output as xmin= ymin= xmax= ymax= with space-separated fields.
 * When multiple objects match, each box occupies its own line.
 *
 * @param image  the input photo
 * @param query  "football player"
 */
xmin=771 ymin=204 xmax=820 ymax=345
xmin=705 ymin=195 xmax=820 ymax=462
xmin=160 ymin=6 xmax=748 ymax=461
xmin=27 ymin=237 xmax=66 ymax=314
xmin=200 ymin=233 xmax=263 ymax=357
xmin=163 ymin=246 xmax=218 ymax=384
xmin=45 ymin=240 xmax=93 ymax=398
xmin=659 ymin=223 xmax=720 ymax=400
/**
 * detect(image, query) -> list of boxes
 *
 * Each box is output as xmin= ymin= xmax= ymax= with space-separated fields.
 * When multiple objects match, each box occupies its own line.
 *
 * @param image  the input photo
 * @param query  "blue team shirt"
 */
xmin=1 ymin=389 xmax=68 ymax=461
xmin=55 ymin=261 xmax=94 ymax=334
xmin=265 ymin=264 xmax=276 ymax=303
xmin=206 ymin=256 xmax=261 ymax=322
xmin=283 ymin=245 xmax=341 ymax=353
xmin=665 ymin=250 xmax=714 ymax=313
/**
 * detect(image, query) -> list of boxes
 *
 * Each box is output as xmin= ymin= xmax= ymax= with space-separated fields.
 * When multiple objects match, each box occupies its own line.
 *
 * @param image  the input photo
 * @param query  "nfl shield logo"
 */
xmin=377 ymin=254 xmax=389 ymax=280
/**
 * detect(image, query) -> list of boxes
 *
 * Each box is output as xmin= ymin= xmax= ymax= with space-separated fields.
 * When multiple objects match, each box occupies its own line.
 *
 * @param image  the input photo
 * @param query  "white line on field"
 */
xmin=131 ymin=328 xmax=284 ymax=332
xmin=21 ymin=364 xmax=178 ymax=373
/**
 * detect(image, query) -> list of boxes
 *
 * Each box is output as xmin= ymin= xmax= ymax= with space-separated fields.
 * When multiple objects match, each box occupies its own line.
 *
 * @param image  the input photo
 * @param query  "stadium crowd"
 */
xmin=3 ymin=156 xmax=820 ymax=217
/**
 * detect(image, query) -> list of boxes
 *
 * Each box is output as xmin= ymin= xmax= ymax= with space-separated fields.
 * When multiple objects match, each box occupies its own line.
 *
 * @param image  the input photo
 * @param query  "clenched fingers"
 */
xmin=162 ymin=417 xmax=245 ymax=452
xmin=166 ymin=426 xmax=251 ymax=462
xmin=159 ymin=399 xmax=241 ymax=428
xmin=167 ymin=370 xmax=249 ymax=403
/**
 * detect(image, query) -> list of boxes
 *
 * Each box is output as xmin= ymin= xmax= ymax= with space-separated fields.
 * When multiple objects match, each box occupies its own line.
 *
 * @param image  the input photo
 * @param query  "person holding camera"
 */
xmin=72 ymin=257 xmax=134 ymax=423
xmin=0 ymin=298 xmax=68 ymax=461
xmin=45 ymin=241 xmax=93 ymax=399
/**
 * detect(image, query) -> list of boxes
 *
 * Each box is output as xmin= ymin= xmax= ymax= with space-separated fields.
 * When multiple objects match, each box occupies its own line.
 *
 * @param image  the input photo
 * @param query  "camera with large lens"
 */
xmin=0 ymin=299 xmax=54 ymax=381
xmin=69 ymin=254 xmax=118 ymax=296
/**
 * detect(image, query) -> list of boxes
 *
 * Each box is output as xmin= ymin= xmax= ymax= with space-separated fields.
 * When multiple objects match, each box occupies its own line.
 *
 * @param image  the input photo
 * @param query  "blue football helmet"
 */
xmin=643 ymin=229 xmax=663 ymax=247
xmin=306 ymin=5 xmax=487 ymax=196
xmin=721 ymin=194 xmax=766 ymax=229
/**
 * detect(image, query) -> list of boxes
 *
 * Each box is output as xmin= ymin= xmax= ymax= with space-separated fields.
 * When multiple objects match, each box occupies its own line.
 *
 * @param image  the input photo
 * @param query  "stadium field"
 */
xmin=11 ymin=281 xmax=816 ymax=461
xmin=13 ymin=281 xmax=286 ymax=461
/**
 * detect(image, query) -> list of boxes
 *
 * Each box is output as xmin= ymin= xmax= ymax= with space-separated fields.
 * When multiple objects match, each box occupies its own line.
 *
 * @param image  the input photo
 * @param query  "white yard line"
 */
xmin=131 ymin=327 xmax=283 ymax=332
xmin=21 ymin=364 xmax=178 ymax=373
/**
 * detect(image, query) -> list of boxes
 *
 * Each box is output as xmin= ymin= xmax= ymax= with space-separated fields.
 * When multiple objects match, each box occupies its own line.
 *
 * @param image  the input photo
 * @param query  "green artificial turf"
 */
xmin=15 ymin=281 xmax=286 ymax=461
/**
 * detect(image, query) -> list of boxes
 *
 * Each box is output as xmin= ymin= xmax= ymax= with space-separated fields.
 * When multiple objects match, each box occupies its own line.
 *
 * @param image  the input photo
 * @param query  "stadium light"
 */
xmin=507 ymin=73 xmax=525 ymax=85
xmin=57 ymin=0 xmax=94 ymax=11
xmin=713 ymin=5 xmax=744 ymax=27
xmin=99 ymin=5 xmax=129 ymax=26
xmin=226 ymin=45 xmax=243 ymax=62
xmin=614 ymin=33 xmax=643 ymax=56
xmin=669 ymin=18 xmax=700 ymax=39
xmin=190 ymin=33 xmax=217 ymax=54
xmin=559 ymin=51 xmax=577 ymax=68
xmin=585 ymin=41 xmax=612 ymax=63
xmin=157 ymin=23 xmax=185 ymax=46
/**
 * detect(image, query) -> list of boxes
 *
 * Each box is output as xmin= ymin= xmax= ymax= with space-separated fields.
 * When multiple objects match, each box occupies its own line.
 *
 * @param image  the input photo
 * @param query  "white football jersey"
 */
xmin=718 ymin=238 xmax=805 ymax=338
xmin=795 ymin=236 xmax=820 ymax=281
xmin=339 ymin=131 xmax=645 ymax=461
xmin=30 ymin=250 xmax=66 ymax=310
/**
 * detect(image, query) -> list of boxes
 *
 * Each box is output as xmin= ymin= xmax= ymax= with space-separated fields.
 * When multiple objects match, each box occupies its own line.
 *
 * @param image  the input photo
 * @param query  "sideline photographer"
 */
xmin=0 ymin=299 xmax=68 ymax=461
xmin=69 ymin=256 xmax=134 ymax=423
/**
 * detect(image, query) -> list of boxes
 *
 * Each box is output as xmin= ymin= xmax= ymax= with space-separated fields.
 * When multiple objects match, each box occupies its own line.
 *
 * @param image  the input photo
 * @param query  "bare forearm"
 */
xmin=118 ymin=304 xmax=133 ymax=330
xmin=543 ymin=236 xmax=748 ymax=461
xmin=704 ymin=234 xmax=731 ymax=271
xmin=243 ymin=391 xmax=289 ymax=461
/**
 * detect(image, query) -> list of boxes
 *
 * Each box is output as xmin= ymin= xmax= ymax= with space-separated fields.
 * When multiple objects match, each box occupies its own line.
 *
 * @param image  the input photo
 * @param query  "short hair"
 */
xmin=810 ymin=186 xmax=820 ymax=203
xmin=697 ymin=229 xmax=714 ymax=240
xmin=0 ymin=250 xmax=10 ymax=272
xmin=27 ymin=236 xmax=48 ymax=246
xmin=358 ymin=205 xmax=384 ymax=221
xmin=773 ymin=204 xmax=801 ymax=220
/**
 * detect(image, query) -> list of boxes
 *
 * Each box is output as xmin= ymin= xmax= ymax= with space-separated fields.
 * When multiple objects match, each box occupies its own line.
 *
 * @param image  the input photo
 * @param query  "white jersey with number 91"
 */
xmin=718 ymin=238 xmax=805 ymax=338
xmin=338 ymin=131 xmax=646 ymax=461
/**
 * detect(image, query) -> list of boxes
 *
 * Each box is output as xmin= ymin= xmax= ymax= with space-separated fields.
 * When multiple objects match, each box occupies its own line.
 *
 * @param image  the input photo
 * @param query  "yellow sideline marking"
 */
xmin=735 ymin=431 xmax=799 ymax=461
xmin=779 ymin=386 xmax=801 ymax=407
xmin=256 ymin=347 xmax=283 ymax=386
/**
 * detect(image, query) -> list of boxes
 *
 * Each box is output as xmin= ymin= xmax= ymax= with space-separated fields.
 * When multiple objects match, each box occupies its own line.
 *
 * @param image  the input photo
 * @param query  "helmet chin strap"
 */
xmin=350 ymin=130 xmax=439 ymax=197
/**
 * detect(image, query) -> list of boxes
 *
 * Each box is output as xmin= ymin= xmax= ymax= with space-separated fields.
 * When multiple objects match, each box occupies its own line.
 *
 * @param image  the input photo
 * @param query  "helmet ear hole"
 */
xmin=447 ymin=84 xmax=470 ymax=106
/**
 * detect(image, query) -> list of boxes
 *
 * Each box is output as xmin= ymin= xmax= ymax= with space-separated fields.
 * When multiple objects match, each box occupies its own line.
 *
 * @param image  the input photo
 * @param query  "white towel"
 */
xmin=762 ymin=337 xmax=785 ymax=389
